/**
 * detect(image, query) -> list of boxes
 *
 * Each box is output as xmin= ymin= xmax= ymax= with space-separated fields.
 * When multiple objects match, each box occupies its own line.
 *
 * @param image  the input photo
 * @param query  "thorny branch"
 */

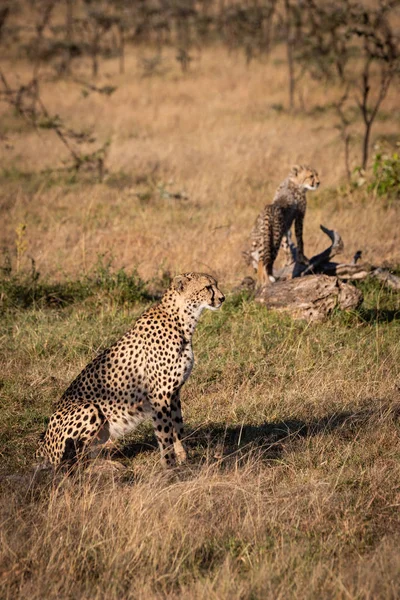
xmin=0 ymin=69 xmax=109 ymax=180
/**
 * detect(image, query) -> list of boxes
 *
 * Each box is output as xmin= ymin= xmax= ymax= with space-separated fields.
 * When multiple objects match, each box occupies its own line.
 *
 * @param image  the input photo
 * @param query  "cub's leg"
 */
xmin=257 ymin=260 xmax=270 ymax=285
xmin=294 ymin=212 xmax=309 ymax=265
xmin=281 ymin=229 xmax=295 ymax=267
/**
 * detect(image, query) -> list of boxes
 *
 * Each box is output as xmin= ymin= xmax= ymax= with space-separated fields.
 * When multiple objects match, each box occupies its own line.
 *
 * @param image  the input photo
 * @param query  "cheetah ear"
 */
xmin=173 ymin=274 xmax=189 ymax=292
xmin=290 ymin=164 xmax=301 ymax=176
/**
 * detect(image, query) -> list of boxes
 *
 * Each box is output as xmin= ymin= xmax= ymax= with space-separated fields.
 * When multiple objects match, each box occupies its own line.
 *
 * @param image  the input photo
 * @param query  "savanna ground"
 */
xmin=1 ymin=29 xmax=400 ymax=600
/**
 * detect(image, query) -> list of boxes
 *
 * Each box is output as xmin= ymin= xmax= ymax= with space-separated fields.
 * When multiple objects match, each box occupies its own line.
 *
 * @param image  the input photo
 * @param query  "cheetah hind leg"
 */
xmin=41 ymin=403 xmax=110 ymax=469
xmin=66 ymin=417 xmax=112 ymax=466
xmin=62 ymin=405 xmax=111 ymax=468
xmin=87 ymin=420 xmax=112 ymax=460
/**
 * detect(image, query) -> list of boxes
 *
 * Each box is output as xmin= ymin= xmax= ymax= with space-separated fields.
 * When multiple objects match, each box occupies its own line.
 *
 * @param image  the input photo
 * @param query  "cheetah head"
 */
xmin=173 ymin=272 xmax=225 ymax=312
xmin=290 ymin=165 xmax=320 ymax=191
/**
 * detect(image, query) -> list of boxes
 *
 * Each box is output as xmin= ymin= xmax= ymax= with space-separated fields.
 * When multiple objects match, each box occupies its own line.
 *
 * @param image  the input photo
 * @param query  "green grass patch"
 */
xmin=1 ymin=267 xmax=400 ymax=599
xmin=0 ymin=258 xmax=152 ymax=310
xmin=1 ymin=269 xmax=399 ymax=476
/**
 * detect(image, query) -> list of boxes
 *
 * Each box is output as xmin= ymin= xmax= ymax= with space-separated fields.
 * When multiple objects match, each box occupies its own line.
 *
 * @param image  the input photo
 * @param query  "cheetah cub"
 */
xmin=36 ymin=273 xmax=225 ymax=469
xmin=246 ymin=165 xmax=320 ymax=284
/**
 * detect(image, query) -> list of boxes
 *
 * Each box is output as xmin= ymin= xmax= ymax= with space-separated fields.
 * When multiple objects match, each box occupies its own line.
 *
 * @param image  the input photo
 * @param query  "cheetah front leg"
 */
xmin=150 ymin=398 xmax=177 ymax=468
xmin=170 ymin=390 xmax=187 ymax=464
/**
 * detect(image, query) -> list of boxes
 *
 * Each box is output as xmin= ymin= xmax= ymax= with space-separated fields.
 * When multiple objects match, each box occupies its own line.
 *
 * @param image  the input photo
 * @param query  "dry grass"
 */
xmin=1 ymin=37 xmax=400 ymax=600
xmin=1 ymin=289 xmax=400 ymax=599
xmin=1 ymin=410 xmax=399 ymax=600
xmin=1 ymin=46 xmax=399 ymax=283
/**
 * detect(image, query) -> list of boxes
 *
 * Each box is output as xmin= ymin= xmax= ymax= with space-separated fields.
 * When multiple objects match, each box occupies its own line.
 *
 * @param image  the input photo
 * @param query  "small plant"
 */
xmin=0 ymin=255 xmax=151 ymax=311
xmin=368 ymin=145 xmax=400 ymax=200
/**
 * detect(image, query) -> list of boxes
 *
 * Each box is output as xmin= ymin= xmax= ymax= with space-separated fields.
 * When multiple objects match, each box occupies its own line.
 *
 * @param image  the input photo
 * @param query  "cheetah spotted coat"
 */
xmin=36 ymin=272 xmax=225 ymax=468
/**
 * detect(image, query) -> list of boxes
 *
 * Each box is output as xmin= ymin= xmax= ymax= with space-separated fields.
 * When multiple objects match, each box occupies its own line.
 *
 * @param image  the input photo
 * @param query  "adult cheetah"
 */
xmin=245 ymin=165 xmax=320 ymax=284
xmin=36 ymin=272 xmax=225 ymax=469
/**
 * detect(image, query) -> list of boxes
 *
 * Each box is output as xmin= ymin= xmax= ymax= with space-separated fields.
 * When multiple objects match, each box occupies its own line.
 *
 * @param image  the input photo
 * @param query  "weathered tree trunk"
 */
xmin=256 ymin=274 xmax=363 ymax=321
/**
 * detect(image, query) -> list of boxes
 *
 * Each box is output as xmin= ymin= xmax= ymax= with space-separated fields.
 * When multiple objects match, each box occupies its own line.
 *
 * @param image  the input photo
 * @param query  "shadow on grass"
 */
xmin=357 ymin=308 xmax=400 ymax=324
xmin=118 ymin=402 xmax=399 ymax=463
xmin=0 ymin=262 xmax=155 ymax=310
xmin=2 ymin=403 xmax=398 ymax=490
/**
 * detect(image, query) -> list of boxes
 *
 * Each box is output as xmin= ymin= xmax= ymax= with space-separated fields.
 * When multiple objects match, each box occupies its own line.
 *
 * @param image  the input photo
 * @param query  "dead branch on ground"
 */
xmin=242 ymin=224 xmax=399 ymax=322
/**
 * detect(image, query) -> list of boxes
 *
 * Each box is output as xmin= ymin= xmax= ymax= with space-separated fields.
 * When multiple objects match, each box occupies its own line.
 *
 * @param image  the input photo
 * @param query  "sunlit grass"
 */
xmin=0 ymin=39 xmax=400 ymax=600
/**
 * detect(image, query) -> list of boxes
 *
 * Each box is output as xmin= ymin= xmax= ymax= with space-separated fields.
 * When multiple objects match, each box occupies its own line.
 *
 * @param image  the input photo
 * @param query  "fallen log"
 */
xmin=242 ymin=224 xmax=399 ymax=321
xmin=255 ymin=274 xmax=363 ymax=321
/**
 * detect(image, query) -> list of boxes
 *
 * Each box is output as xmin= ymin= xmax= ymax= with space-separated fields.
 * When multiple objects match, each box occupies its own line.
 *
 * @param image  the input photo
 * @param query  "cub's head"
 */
xmin=173 ymin=272 xmax=225 ymax=311
xmin=289 ymin=165 xmax=320 ymax=191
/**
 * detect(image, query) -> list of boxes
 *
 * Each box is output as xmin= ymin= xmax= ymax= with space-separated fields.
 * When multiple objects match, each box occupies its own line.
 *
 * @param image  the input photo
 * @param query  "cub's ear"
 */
xmin=173 ymin=274 xmax=189 ymax=292
xmin=290 ymin=164 xmax=301 ymax=176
